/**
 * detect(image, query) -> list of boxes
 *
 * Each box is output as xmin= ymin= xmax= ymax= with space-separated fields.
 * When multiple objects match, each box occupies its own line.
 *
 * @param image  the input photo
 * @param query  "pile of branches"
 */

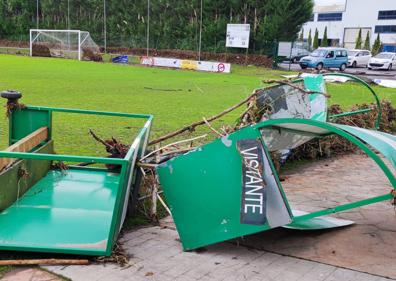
xmin=32 ymin=43 xmax=51 ymax=57
xmin=82 ymin=48 xmax=103 ymax=62
xmin=89 ymin=130 xmax=129 ymax=170
xmin=289 ymin=101 xmax=396 ymax=161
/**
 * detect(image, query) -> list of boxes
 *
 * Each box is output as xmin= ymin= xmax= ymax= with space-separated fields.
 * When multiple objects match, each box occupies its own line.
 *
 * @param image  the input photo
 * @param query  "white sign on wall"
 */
xmin=278 ymin=42 xmax=293 ymax=57
xmin=226 ymin=24 xmax=250 ymax=49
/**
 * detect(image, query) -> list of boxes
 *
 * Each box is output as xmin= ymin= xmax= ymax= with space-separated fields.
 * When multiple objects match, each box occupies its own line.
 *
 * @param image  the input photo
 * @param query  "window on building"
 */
xmin=318 ymin=13 xmax=342 ymax=21
xmin=375 ymin=25 xmax=396 ymax=33
xmin=378 ymin=10 xmax=396 ymax=20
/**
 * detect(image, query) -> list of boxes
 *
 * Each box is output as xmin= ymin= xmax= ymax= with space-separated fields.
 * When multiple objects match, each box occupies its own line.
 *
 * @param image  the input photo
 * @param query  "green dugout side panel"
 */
xmin=0 ymin=102 xmax=153 ymax=256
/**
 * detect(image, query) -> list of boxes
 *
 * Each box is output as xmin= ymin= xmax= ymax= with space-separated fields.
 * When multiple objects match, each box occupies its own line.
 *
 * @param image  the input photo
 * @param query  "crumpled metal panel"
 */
xmin=157 ymin=126 xmax=292 ymax=251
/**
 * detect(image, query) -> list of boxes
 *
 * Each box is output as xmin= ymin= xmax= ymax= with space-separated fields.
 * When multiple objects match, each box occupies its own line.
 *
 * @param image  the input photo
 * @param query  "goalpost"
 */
xmin=29 ymin=29 xmax=101 ymax=61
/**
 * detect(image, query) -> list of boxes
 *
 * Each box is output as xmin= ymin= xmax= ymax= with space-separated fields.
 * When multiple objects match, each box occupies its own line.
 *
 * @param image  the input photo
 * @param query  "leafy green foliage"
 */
xmin=0 ymin=0 xmax=313 ymax=53
xmin=372 ymin=33 xmax=381 ymax=55
xmin=307 ymin=29 xmax=312 ymax=49
xmin=355 ymin=28 xmax=362 ymax=49
xmin=320 ymin=27 xmax=328 ymax=47
xmin=363 ymin=31 xmax=370 ymax=50
xmin=313 ymin=28 xmax=319 ymax=49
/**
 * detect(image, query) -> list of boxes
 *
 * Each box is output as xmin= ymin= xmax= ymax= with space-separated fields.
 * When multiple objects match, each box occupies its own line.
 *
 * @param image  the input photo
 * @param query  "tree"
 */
xmin=313 ymin=28 xmax=319 ymax=49
xmin=307 ymin=29 xmax=312 ymax=49
xmin=320 ymin=27 xmax=328 ymax=47
xmin=363 ymin=31 xmax=370 ymax=50
xmin=372 ymin=33 xmax=382 ymax=55
xmin=299 ymin=28 xmax=304 ymax=41
xmin=0 ymin=0 xmax=314 ymax=53
xmin=355 ymin=28 xmax=362 ymax=49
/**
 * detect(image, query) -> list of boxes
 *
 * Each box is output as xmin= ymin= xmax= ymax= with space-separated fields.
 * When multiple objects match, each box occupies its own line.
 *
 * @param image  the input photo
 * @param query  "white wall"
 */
xmin=302 ymin=0 xmax=396 ymax=47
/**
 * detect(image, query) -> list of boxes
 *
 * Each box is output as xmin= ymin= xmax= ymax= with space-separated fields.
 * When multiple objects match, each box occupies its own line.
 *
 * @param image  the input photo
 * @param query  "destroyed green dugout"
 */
xmin=0 ymin=94 xmax=152 ymax=256
xmin=157 ymin=74 xmax=396 ymax=251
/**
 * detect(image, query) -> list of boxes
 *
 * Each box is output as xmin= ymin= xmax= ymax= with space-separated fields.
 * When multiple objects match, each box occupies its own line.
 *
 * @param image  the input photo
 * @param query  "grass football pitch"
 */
xmin=0 ymin=54 xmax=394 ymax=156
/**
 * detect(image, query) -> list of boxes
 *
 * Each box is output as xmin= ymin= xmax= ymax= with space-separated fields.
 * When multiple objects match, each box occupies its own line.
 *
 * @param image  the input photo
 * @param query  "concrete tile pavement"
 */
xmin=44 ymin=222 xmax=394 ymax=281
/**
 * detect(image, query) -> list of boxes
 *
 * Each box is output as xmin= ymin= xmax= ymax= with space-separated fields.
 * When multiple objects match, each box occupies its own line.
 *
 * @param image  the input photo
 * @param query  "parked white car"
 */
xmin=368 ymin=52 xmax=396 ymax=70
xmin=348 ymin=49 xmax=371 ymax=67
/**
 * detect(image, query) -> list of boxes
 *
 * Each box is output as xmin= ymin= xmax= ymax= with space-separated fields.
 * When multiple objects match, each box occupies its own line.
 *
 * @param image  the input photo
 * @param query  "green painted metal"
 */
xmin=158 ymin=117 xmax=396 ymax=250
xmin=0 ymin=104 xmax=153 ymax=256
xmin=285 ymin=210 xmax=354 ymax=230
xmin=157 ymin=127 xmax=292 ymax=251
xmin=9 ymin=108 xmax=50 ymax=144
xmin=0 ymin=169 xmax=119 ymax=255
xmin=303 ymin=75 xmax=328 ymax=121
xmin=330 ymin=108 xmax=373 ymax=119
xmin=322 ymin=73 xmax=382 ymax=129
xmin=255 ymin=118 xmax=396 ymax=188
xmin=334 ymin=124 xmax=396 ymax=168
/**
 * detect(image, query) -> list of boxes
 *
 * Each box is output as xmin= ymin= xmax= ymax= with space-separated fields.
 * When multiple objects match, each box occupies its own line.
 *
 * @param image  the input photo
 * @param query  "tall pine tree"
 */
xmin=320 ymin=27 xmax=328 ymax=47
xmin=363 ymin=31 xmax=370 ymax=50
xmin=299 ymin=28 xmax=304 ymax=41
xmin=372 ymin=33 xmax=382 ymax=55
xmin=308 ymin=29 xmax=312 ymax=49
xmin=355 ymin=28 xmax=362 ymax=49
xmin=313 ymin=28 xmax=319 ymax=49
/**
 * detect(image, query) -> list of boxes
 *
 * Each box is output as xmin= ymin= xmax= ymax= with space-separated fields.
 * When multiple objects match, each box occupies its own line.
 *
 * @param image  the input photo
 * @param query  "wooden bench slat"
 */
xmin=0 ymin=127 xmax=48 ymax=170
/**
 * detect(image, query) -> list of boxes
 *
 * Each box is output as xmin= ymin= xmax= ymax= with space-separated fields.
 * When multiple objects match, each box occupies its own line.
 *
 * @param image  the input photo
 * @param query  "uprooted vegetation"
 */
xmin=290 ymin=101 xmax=396 ymax=161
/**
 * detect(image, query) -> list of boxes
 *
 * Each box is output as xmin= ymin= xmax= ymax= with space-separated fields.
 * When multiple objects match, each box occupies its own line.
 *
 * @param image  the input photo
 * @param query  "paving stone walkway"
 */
xmin=2 ymin=268 xmax=63 ymax=281
xmin=238 ymin=153 xmax=396 ymax=279
xmin=44 ymin=216 xmax=394 ymax=281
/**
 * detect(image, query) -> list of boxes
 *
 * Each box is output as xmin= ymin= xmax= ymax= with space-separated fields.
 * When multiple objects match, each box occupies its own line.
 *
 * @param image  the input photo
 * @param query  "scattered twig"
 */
xmin=158 ymin=194 xmax=172 ymax=216
xmin=203 ymin=117 xmax=225 ymax=137
xmin=150 ymin=170 xmax=159 ymax=221
xmin=89 ymin=129 xmax=129 ymax=169
xmin=138 ymin=190 xmax=163 ymax=201
xmin=95 ymin=241 xmax=130 ymax=267
xmin=144 ymin=87 xmax=182 ymax=92
xmin=137 ymin=162 xmax=158 ymax=169
xmin=89 ymin=129 xmax=109 ymax=148
xmin=141 ymin=134 xmax=207 ymax=161
xmin=149 ymin=90 xmax=259 ymax=145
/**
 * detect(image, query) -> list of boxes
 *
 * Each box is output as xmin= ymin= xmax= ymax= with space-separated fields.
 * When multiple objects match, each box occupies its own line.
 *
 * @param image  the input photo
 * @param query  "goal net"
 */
xmin=29 ymin=29 xmax=101 ymax=61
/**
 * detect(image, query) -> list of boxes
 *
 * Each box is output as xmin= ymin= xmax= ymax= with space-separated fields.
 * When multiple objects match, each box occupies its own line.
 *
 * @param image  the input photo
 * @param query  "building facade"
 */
xmin=302 ymin=0 xmax=396 ymax=49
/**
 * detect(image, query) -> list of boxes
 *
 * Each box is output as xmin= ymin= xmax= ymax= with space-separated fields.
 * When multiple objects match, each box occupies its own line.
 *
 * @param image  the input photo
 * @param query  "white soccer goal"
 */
xmin=29 ymin=29 xmax=101 ymax=61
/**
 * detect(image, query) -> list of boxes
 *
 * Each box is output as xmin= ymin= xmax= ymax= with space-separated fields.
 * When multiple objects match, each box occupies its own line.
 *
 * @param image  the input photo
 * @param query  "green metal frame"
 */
xmin=254 ymin=118 xmax=395 ymax=224
xmin=0 ymin=105 xmax=153 ymax=256
xmin=285 ymin=73 xmax=382 ymax=129
xmin=156 ymin=116 xmax=395 ymax=251
xmin=322 ymin=73 xmax=382 ymax=129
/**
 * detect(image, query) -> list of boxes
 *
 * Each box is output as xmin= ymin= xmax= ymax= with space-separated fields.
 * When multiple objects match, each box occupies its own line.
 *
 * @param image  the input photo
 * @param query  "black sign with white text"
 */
xmin=237 ymin=139 xmax=267 ymax=225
